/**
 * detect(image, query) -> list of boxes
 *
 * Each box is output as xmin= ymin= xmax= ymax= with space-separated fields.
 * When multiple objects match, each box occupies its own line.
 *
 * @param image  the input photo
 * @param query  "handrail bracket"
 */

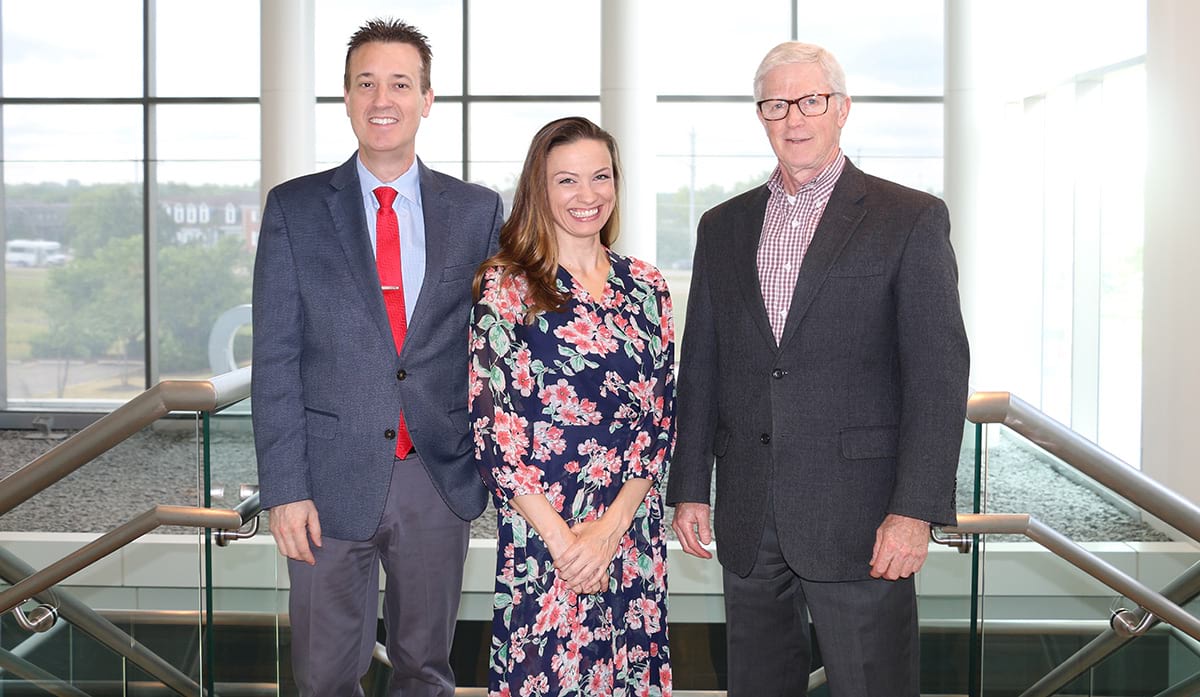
xmin=12 ymin=601 xmax=59 ymax=632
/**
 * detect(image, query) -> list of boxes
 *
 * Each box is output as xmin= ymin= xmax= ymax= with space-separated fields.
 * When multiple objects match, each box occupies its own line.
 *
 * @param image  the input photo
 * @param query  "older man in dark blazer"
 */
xmin=667 ymin=41 xmax=969 ymax=697
xmin=252 ymin=19 xmax=502 ymax=697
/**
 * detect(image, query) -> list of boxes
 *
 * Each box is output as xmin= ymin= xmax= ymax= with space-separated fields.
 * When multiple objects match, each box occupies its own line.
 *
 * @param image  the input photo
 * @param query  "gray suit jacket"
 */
xmin=665 ymin=158 xmax=969 ymax=581
xmin=252 ymin=154 xmax=503 ymax=540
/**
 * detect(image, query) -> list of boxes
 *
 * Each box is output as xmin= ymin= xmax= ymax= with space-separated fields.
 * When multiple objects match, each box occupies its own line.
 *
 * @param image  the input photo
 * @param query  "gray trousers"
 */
xmin=287 ymin=454 xmax=471 ymax=697
xmin=722 ymin=505 xmax=920 ymax=697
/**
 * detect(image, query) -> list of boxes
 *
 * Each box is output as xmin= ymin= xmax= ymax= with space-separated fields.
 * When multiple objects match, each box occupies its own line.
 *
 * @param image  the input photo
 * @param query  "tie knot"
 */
xmin=374 ymin=186 xmax=398 ymax=210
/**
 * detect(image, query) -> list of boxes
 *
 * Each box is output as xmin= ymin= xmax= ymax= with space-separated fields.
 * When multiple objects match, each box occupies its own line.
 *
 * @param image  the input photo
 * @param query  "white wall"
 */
xmin=1143 ymin=0 xmax=1200 ymax=507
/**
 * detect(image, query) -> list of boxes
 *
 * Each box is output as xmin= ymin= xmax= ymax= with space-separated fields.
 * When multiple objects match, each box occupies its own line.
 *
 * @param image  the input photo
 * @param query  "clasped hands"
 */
xmin=548 ymin=517 xmax=623 ymax=596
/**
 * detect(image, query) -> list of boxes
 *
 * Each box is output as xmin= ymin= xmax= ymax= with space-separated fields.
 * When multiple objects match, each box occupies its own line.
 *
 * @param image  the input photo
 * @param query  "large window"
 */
xmin=966 ymin=0 xmax=1147 ymax=466
xmin=2 ymin=1 xmax=259 ymax=410
xmin=2 ymin=0 xmax=945 ymax=415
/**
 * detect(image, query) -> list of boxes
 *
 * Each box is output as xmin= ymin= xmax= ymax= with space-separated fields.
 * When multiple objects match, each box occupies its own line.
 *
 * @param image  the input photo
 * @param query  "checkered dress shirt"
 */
xmin=757 ymin=153 xmax=846 ymax=344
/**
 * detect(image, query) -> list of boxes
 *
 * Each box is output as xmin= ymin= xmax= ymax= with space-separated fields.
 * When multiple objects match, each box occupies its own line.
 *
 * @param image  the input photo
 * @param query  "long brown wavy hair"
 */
xmin=473 ymin=116 xmax=622 ymax=321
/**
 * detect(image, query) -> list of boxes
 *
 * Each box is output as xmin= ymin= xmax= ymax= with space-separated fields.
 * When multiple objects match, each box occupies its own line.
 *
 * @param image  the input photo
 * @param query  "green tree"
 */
xmin=157 ymin=237 xmax=253 ymax=374
xmin=66 ymin=184 xmax=142 ymax=257
xmin=32 ymin=236 xmax=144 ymax=393
xmin=656 ymin=171 xmax=771 ymax=269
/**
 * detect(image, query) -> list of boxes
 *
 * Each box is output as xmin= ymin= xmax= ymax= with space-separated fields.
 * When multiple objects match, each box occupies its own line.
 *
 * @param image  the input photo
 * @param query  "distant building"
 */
xmin=159 ymin=191 xmax=260 ymax=249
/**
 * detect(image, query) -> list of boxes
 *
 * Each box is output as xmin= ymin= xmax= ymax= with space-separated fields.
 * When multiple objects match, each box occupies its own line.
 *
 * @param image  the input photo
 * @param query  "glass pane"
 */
xmin=155 ymin=0 xmax=260 ymax=98
xmin=156 ymin=104 xmax=260 ymax=182
xmin=468 ymin=101 xmax=600 ymax=197
xmin=966 ymin=0 xmax=1147 ymax=474
xmin=4 ymin=106 xmax=146 ymax=407
xmin=1097 ymin=65 xmax=1144 ymax=467
xmin=205 ymin=413 xmax=256 ymax=514
xmin=982 ymin=0 xmax=1145 ymax=99
xmin=980 ymin=424 xmax=1168 ymax=544
xmin=971 ymin=417 xmax=1183 ymax=696
xmin=656 ymin=101 xmax=776 ymax=268
xmin=912 ymin=419 xmax=979 ymax=697
xmin=315 ymin=0 xmax=464 ymax=97
xmin=2 ymin=105 xmax=143 ymax=179
xmin=204 ymin=410 xmax=281 ymax=693
xmin=155 ymin=105 xmax=259 ymax=381
xmin=655 ymin=0 xmax=791 ymax=96
xmin=468 ymin=0 xmax=600 ymax=96
xmin=1041 ymin=86 xmax=1075 ymax=426
xmin=841 ymin=102 xmax=943 ymax=196
xmin=316 ymin=100 xmax=463 ymax=178
xmin=655 ymin=101 xmax=775 ymax=333
xmin=0 ymin=613 xmax=130 ymax=693
xmin=1 ymin=0 xmax=143 ymax=98
xmin=1074 ymin=627 xmax=1200 ymax=696
xmin=0 ymin=416 xmax=208 ymax=691
xmin=791 ymin=0 xmax=944 ymax=96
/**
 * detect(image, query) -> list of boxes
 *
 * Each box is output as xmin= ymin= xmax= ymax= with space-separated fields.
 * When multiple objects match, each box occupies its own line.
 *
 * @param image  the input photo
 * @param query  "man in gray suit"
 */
xmin=667 ymin=42 xmax=969 ymax=696
xmin=252 ymin=18 xmax=502 ymax=697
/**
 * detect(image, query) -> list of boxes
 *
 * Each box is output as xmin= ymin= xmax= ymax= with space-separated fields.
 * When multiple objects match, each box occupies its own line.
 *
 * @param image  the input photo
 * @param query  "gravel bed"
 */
xmin=0 ymin=426 xmax=1169 ymax=544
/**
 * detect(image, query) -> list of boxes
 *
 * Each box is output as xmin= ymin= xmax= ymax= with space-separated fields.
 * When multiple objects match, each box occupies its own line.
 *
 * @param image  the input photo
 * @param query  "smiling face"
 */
xmin=758 ymin=61 xmax=850 ymax=192
xmin=544 ymin=138 xmax=616 ymax=247
xmin=343 ymin=41 xmax=434 ymax=180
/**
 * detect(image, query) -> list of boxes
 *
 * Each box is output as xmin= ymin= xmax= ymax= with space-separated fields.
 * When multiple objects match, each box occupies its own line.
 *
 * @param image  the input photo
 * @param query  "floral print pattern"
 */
xmin=470 ymin=250 xmax=676 ymax=697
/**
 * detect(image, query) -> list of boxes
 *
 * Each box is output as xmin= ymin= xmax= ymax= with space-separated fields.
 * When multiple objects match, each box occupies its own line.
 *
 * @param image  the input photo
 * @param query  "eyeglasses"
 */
xmin=756 ymin=93 xmax=841 ymax=121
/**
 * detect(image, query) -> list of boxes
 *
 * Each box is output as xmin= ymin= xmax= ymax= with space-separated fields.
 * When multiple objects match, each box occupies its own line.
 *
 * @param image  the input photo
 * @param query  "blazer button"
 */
xmin=760 ymin=433 xmax=771 ymax=444
xmin=396 ymin=369 xmax=407 ymax=381
xmin=384 ymin=428 xmax=396 ymax=440
xmin=771 ymin=368 xmax=785 ymax=379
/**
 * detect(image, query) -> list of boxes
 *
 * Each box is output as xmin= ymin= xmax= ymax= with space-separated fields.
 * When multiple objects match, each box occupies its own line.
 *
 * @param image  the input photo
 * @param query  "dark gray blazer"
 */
xmin=665 ymin=158 xmax=969 ymax=581
xmin=252 ymin=154 xmax=503 ymax=541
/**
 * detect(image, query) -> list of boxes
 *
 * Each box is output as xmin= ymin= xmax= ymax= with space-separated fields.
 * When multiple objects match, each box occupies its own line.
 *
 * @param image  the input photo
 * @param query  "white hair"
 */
xmin=753 ymin=41 xmax=848 ymax=101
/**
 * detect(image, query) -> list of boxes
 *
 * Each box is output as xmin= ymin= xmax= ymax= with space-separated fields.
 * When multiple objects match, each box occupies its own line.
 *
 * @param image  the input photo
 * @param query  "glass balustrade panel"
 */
xmin=0 ymin=414 xmax=209 ymax=693
xmin=0 ymin=612 xmax=130 ymax=695
xmin=972 ymin=420 xmax=1194 ymax=696
xmin=203 ymin=405 xmax=281 ymax=695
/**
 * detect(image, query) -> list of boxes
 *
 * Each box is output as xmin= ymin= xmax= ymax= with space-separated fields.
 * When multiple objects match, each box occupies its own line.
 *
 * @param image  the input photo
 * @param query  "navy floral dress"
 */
xmin=469 ymin=250 xmax=676 ymax=697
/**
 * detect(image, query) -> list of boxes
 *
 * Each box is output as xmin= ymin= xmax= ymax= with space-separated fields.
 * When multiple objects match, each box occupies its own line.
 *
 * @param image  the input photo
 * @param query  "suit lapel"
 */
xmin=407 ymin=159 xmax=448 ymax=341
xmin=777 ymin=159 xmax=867 ymax=350
xmin=327 ymin=154 xmax=396 ymax=350
xmin=732 ymin=186 xmax=778 ymax=349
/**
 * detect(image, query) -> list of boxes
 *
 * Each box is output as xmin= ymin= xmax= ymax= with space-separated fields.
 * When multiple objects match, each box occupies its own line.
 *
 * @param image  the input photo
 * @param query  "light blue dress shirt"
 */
xmin=357 ymin=156 xmax=426 ymax=321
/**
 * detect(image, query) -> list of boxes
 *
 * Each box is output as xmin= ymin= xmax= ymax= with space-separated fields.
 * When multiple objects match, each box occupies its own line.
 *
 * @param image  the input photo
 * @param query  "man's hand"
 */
xmin=269 ymin=500 xmax=322 ymax=565
xmin=869 ymin=513 xmax=930 ymax=580
xmin=671 ymin=502 xmax=714 ymax=559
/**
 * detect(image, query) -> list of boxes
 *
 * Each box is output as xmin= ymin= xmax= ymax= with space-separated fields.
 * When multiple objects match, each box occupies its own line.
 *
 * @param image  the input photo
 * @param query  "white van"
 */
xmin=5 ymin=239 xmax=66 ymax=267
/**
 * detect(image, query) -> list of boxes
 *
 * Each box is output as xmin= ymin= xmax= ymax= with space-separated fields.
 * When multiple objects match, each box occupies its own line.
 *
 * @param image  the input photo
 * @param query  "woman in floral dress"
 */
xmin=470 ymin=116 xmax=676 ymax=697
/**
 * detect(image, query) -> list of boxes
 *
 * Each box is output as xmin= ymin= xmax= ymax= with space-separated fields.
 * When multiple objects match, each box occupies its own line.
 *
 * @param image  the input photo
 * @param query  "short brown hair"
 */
xmin=344 ymin=18 xmax=432 ymax=93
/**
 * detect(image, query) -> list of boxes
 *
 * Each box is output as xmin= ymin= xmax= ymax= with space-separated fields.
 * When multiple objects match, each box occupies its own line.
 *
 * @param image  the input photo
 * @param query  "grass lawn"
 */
xmin=5 ymin=266 xmax=50 ymax=360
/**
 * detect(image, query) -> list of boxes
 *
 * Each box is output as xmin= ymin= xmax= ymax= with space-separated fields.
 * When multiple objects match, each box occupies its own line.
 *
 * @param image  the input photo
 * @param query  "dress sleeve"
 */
xmin=469 ymin=269 xmax=546 ymax=504
xmin=621 ymin=270 xmax=677 ymax=491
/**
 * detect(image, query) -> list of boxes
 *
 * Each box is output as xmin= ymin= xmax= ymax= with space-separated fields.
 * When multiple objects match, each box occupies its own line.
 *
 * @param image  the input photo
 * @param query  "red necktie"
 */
xmin=374 ymin=186 xmax=413 ymax=459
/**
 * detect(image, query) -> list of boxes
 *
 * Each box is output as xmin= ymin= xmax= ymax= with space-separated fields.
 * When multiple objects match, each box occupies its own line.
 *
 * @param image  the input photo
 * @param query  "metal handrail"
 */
xmin=0 ymin=546 xmax=204 ymax=697
xmin=967 ymin=391 xmax=1200 ymax=543
xmin=215 ymin=491 xmax=261 ymax=546
xmin=1156 ymin=670 xmax=1200 ymax=697
xmin=939 ymin=514 xmax=1200 ymax=643
xmin=0 ymin=505 xmax=242 ymax=616
xmin=0 ymin=646 xmax=91 ymax=697
xmin=0 ymin=366 xmax=251 ymax=518
xmin=1016 ymin=560 xmax=1200 ymax=697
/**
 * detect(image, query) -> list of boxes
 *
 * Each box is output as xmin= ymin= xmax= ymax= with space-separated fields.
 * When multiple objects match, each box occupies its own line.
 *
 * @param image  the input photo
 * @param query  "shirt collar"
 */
xmin=766 ymin=150 xmax=846 ymax=198
xmin=356 ymin=155 xmax=423 ymax=209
